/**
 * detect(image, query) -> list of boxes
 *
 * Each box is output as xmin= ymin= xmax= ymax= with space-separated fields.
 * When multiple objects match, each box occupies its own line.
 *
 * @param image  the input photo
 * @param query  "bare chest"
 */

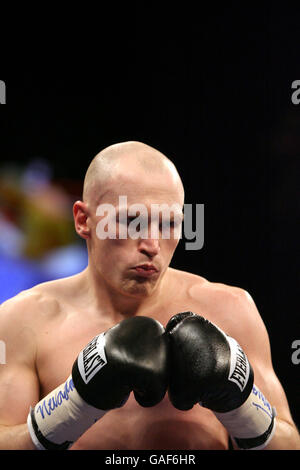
xmin=35 ymin=301 xmax=229 ymax=450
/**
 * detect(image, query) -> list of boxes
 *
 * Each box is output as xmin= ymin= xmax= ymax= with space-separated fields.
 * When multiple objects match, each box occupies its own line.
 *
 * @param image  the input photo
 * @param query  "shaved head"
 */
xmin=82 ymin=141 xmax=184 ymax=206
xmin=74 ymin=141 xmax=185 ymax=299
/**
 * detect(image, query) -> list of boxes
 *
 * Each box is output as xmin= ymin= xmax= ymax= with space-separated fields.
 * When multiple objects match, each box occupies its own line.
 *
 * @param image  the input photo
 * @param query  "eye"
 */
xmin=127 ymin=216 xmax=140 ymax=225
xmin=160 ymin=220 xmax=175 ymax=230
xmin=118 ymin=215 xmax=136 ymax=225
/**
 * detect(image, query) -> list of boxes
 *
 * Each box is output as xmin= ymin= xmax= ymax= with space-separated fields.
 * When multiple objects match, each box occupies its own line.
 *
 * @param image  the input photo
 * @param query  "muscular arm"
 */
xmin=0 ymin=296 xmax=40 ymax=449
xmin=0 ymin=422 xmax=36 ymax=449
xmin=224 ymin=288 xmax=300 ymax=450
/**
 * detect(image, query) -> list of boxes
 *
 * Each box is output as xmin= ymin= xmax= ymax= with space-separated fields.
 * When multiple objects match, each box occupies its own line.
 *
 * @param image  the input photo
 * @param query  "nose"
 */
xmin=138 ymin=237 xmax=160 ymax=258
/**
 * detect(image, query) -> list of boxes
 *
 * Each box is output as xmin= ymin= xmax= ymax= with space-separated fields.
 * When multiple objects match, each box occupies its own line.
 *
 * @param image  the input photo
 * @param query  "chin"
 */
xmin=121 ymin=278 xmax=157 ymax=298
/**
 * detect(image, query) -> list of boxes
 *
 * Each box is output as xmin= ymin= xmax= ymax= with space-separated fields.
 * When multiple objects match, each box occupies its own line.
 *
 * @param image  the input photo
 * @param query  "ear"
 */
xmin=73 ymin=200 xmax=90 ymax=239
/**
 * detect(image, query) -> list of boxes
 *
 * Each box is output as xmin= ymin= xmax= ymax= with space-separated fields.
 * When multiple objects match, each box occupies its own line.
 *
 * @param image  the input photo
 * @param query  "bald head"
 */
xmin=82 ymin=141 xmax=184 ymax=206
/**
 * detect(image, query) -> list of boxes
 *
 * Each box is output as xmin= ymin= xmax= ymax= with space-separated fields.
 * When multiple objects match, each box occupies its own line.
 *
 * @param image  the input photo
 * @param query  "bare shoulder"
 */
xmin=0 ymin=275 xmax=78 ymax=331
xmin=170 ymin=266 xmax=252 ymax=309
xmin=170 ymin=268 xmax=279 ymax=393
xmin=169 ymin=268 xmax=267 ymax=347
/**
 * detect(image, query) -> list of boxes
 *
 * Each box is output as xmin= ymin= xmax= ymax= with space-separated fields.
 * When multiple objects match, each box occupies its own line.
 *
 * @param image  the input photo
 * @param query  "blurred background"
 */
xmin=0 ymin=7 xmax=299 ymax=429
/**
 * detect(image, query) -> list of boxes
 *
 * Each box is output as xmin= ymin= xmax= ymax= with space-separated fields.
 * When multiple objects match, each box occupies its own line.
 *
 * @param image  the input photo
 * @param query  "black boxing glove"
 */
xmin=166 ymin=312 xmax=276 ymax=450
xmin=27 ymin=316 xmax=168 ymax=450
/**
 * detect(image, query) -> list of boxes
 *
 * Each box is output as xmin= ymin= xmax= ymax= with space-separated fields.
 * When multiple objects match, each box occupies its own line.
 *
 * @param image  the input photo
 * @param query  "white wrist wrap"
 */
xmin=214 ymin=384 xmax=276 ymax=450
xmin=27 ymin=375 xmax=107 ymax=450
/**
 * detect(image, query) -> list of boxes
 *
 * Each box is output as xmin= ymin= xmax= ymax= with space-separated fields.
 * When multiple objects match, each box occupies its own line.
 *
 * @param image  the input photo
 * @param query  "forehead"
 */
xmin=94 ymin=171 xmax=184 ymax=208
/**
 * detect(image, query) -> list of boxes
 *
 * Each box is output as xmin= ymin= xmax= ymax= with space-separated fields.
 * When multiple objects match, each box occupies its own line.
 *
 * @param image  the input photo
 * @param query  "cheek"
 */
xmin=162 ymin=238 xmax=180 ymax=257
xmin=92 ymin=237 xmax=134 ymax=268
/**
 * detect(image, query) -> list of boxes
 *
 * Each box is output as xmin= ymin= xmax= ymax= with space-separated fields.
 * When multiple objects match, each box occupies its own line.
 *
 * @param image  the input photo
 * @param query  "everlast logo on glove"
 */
xmin=78 ymin=334 xmax=107 ymax=384
xmin=227 ymin=336 xmax=250 ymax=392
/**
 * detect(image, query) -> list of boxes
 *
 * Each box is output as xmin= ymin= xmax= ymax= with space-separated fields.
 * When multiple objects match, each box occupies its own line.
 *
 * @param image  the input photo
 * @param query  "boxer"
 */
xmin=0 ymin=141 xmax=299 ymax=449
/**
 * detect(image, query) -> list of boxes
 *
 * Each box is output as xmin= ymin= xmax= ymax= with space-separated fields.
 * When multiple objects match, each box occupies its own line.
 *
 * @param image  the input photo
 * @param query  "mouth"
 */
xmin=132 ymin=264 xmax=159 ymax=278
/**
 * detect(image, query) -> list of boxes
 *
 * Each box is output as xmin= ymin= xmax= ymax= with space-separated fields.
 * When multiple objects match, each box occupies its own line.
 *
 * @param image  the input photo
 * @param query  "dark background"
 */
xmin=1 ymin=7 xmax=299 ymax=430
